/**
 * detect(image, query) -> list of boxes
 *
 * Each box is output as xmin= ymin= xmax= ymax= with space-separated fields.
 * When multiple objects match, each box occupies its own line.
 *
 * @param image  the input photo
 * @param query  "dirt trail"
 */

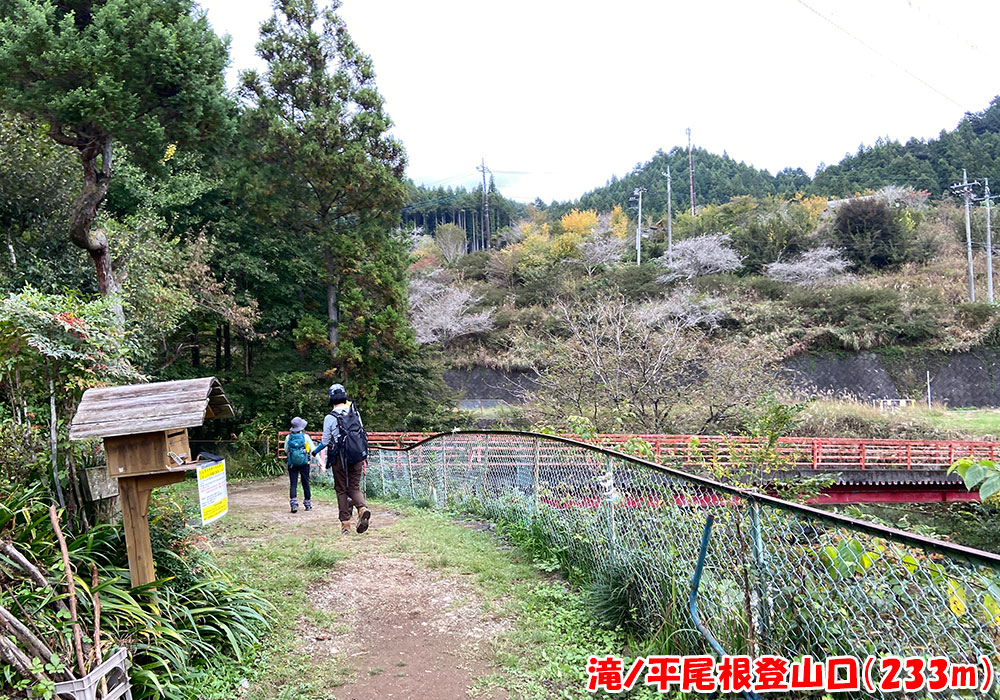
xmin=227 ymin=479 xmax=508 ymax=700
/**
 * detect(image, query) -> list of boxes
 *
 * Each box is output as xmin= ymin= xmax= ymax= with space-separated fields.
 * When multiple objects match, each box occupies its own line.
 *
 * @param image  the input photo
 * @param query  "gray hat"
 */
xmin=290 ymin=416 xmax=307 ymax=432
xmin=328 ymin=383 xmax=347 ymax=401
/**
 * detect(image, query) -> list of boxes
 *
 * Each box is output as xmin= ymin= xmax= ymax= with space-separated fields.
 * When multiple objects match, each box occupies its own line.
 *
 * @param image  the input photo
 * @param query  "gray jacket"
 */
xmin=319 ymin=401 xmax=363 ymax=454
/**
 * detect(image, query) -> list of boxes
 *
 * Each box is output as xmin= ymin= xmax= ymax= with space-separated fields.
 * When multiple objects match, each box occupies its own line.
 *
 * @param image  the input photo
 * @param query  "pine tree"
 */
xmin=239 ymin=0 xmax=408 ymax=401
xmin=0 ymin=0 xmax=230 ymax=300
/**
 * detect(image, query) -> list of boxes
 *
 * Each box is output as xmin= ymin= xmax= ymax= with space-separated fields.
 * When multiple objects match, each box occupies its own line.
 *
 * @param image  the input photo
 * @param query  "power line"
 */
xmin=416 ymin=171 xmax=479 ymax=187
xmin=892 ymin=0 xmax=991 ymax=62
xmin=794 ymin=0 xmax=965 ymax=110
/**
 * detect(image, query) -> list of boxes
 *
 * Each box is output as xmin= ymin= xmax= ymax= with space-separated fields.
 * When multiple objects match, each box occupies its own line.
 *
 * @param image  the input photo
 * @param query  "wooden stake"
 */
xmin=48 ymin=505 xmax=86 ymax=677
xmin=92 ymin=563 xmax=107 ymax=699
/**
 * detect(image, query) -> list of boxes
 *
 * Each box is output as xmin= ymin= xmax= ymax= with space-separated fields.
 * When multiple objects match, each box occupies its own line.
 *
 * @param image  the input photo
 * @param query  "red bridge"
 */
xmin=279 ymin=432 xmax=992 ymax=504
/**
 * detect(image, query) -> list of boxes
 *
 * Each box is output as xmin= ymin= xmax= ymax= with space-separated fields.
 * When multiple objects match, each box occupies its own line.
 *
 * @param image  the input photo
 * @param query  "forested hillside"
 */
xmin=810 ymin=97 xmax=1000 ymax=197
xmin=401 ymin=179 xmax=528 ymax=249
xmin=555 ymin=97 xmax=1000 ymax=220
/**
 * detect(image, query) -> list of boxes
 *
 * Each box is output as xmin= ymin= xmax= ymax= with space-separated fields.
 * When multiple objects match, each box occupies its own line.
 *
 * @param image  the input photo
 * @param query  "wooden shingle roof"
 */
xmin=69 ymin=377 xmax=234 ymax=440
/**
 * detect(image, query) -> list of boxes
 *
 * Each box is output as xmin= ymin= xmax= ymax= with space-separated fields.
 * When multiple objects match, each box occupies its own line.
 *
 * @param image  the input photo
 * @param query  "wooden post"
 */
xmin=118 ymin=472 xmax=183 ymax=587
xmin=118 ymin=477 xmax=154 ymax=587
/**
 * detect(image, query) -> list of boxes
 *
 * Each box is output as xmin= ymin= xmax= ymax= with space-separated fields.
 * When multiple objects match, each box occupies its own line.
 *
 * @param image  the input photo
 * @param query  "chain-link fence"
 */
xmin=369 ymin=431 xmax=1000 ymax=696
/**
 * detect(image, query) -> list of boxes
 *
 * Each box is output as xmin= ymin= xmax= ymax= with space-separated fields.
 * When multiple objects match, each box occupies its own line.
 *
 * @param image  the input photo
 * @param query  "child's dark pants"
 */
xmin=288 ymin=464 xmax=311 ymax=509
xmin=331 ymin=456 xmax=366 ymax=522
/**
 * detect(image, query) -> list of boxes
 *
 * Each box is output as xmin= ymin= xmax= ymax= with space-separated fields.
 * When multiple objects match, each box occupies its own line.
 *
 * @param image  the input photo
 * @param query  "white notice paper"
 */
xmin=197 ymin=459 xmax=228 ymax=526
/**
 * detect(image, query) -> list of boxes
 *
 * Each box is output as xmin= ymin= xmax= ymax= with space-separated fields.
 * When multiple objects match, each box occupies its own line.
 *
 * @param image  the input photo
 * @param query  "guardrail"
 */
xmin=278 ymin=431 xmax=1000 ymax=471
xmin=367 ymin=431 xmax=1000 ymax=697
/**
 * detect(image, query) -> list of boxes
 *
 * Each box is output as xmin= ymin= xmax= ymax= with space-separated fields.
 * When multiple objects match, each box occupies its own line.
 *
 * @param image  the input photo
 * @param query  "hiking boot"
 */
xmin=356 ymin=509 xmax=372 ymax=534
xmin=341 ymin=520 xmax=352 ymax=535
xmin=304 ymin=503 xmax=312 ymax=511
xmin=291 ymin=506 xmax=298 ymax=513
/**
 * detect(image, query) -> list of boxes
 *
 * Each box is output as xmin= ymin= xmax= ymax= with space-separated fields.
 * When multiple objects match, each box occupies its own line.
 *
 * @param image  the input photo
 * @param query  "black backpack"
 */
xmin=332 ymin=404 xmax=368 ymax=466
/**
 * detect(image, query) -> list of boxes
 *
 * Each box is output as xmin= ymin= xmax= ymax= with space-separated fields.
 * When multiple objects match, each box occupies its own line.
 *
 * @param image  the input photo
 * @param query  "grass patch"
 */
xmin=183 ymin=497 xmax=353 ymax=699
xmin=918 ymin=407 xmax=1000 ymax=439
xmin=304 ymin=543 xmax=346 ymax=569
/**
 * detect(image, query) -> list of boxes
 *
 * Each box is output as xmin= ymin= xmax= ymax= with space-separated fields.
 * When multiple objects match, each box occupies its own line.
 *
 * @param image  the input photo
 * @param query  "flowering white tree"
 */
xmin=637 ymin=287 xmax=728 ymax=330
xmin=765 ymin=247 xmax=849 ymax=287
xmin=407 ymin=278 xmax=494 ymax=345
xmin=572 ymin=234 xmax=625 ymax=276
xmin=658 ymin=233 xmax=742 ymax=281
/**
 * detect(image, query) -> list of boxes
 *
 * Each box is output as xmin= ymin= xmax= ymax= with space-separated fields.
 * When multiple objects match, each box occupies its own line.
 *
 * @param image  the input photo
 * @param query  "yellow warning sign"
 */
xmin=197 ymin=459 xmax=228 ymax=526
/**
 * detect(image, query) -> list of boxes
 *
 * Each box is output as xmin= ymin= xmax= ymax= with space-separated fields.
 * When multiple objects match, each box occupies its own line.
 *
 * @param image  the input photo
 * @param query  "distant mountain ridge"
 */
xmin=553 ymin=96 xmax=1000 ymax=219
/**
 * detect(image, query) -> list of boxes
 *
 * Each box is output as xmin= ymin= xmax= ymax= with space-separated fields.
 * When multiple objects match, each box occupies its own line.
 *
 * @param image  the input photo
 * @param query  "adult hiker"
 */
xmin=284 ymin=416 xmax=315 ymax=513
xmin=312 ymin=384 xmax=371 ymax=534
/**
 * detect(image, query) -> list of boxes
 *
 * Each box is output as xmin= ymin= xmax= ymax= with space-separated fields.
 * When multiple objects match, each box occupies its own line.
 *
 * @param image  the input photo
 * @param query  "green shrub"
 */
xmin=597 ymin=261 xmax=663 ymax=300
xmin=831 ymin=198 xmax=909 ymax=271
xmin=738 ymin=275 xmax=788 ymax=301
xmin=787 ymin=285 xmax=938 ymax=348
xmin=453 ymin=250 xmax=489 ymax=281
xmin=957 ymin=301 xmax=997 ymax=326
xmin=0 ymin=482 xmax=273 ymax=699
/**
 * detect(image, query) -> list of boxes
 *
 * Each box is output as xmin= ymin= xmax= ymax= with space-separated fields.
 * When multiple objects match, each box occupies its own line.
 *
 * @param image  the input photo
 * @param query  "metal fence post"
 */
xmin=532 ymin=437 xmax=540 ymax=516
xmin=406 ymin=451 xmax=414 ymax=500
xmin=607 ymin=454 xmax=616 ymax=572
xmin=441 ymin=446 xmax=449 ymax=508
xmin=478 ymin=442 xmax=487 ymax=508
xmin=749 ymin=500 xmax=770 ymax=649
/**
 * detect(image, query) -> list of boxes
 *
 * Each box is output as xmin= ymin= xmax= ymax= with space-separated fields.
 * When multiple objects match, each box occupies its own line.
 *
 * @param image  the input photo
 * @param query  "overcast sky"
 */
xmin=198 ymin=0 xmax=1000 ymax=203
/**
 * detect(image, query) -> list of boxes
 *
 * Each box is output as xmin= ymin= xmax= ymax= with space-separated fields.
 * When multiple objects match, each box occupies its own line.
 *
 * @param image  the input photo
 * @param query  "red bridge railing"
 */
xmin=276 ymin=431 xmax=999 ymax=471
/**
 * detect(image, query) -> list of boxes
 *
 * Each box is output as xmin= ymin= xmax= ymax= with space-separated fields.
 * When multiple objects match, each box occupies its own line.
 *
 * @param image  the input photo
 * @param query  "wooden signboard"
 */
xmin=70 ymin=377 xmax=234 ymax=587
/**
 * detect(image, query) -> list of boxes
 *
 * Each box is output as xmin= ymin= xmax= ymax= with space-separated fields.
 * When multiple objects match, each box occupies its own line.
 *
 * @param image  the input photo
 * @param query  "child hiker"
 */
xmin=285 ymin=416 xmax=315 ymax=513
xmin=312 ymin=384 xmax=371 ymax=534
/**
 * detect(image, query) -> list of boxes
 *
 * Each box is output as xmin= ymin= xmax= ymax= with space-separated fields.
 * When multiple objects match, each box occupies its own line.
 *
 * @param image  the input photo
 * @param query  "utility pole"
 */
xmin=687 ymin=127 xmax=695 ymax=215
xmin=630 ymin=187 xmax=646 ymax=265
xmin=477 ymin=158 xmax=491 ymax=250
xmin=663 ymin=166 xmax=673 ymax=264
xmin=951 ymin=169 xmax=980 ymax=302
xmin=980 ymin=178 xmax=997 ymax=303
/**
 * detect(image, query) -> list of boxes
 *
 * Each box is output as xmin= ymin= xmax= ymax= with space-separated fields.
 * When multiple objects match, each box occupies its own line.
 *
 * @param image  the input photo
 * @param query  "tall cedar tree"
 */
xmin=239 ymin=0 xmax=409 ymax=404
xmin=0 ymin=0 xmax=230 ymax=300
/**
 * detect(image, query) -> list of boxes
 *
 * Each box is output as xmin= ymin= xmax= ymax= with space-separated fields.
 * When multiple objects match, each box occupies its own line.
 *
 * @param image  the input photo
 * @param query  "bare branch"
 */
xmin=657 ymin=233 xmax=742 ymax=280
xmin=408 ymin=278 xmax=494 ymax=345
xmin=765 ymin=247 xmax=849 ymax=287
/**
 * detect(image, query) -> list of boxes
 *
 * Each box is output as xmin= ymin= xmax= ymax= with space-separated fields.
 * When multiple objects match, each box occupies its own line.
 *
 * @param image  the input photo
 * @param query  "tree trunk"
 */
xmin=215 ymin=325 xmax=222 ymax=371
xmin=324 ymin=249 xmax=340 ymax=353
xmin=224 ymin=322 xmax=231 ymax=371
xmin=66 ymin=134 xmax=122 ymax=316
